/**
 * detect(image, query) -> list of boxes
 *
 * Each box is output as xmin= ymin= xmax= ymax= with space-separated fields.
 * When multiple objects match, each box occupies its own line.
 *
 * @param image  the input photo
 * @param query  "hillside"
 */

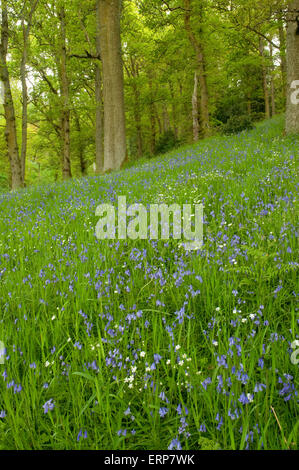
xmin=0 ymin=116 xmax=298 ymax=450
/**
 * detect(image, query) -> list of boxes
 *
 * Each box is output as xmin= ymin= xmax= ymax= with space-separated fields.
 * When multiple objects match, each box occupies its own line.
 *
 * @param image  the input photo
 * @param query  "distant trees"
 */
xmin=0 ymin=0 xmax=297 ymax=190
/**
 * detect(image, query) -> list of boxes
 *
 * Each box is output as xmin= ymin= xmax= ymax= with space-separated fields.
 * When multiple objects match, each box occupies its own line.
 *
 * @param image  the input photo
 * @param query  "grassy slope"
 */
xmin=0 ymin=115 xmax=298 ymax=450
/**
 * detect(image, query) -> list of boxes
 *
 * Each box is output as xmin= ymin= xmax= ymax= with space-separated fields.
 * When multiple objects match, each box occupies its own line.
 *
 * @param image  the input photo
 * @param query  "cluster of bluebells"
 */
xmin=77 ymin=430 xmax=88 ymax=442
xmin=0 ymin=118 xmax=297 ymax=449
xmin=198 ymin=303 xmax=298 ymax=447
xmin=43 ymin=399 xmax=55 ymax=414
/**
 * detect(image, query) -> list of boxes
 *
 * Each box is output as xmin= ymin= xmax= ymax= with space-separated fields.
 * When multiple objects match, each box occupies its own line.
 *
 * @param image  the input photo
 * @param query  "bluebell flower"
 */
xmin=159 ymin=391 xmax=169 ymax=403
xmin=254 ymin=383 xmax=266 ymax=393
xmin=154 ymin=354 xmax=162 ymax=364
xmin=201 ymin=377 xmax=212 ymax=390
xmin=217 ymin=355 xmax=228 ymax=368
xmin=14 ymin=384 xmax=22 ymax=393
xmin=43 ymin=399 xmax=55 ymax=414
xmin=238 ymin=393 xmax=251 ymax=405
xmin=159 ymin=407 xmax=168 ymax=418
xmin=168 ymin=437 xmax=182 ymax=450
xmin=258 ymin=358 xmax=264 ymax=369
xmin=77 ymin=429 xmax=88 ymax=441
xmin=215 ymin=414 xmax=223 ymax=430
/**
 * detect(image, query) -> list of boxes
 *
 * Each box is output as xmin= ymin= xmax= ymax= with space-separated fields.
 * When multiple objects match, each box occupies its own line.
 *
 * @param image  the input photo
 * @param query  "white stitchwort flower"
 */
xmin=247 ymin=393 xmax=254 ymax=403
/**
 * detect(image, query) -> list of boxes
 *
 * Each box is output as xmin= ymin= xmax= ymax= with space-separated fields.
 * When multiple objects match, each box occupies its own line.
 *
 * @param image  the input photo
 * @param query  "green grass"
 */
xmin=0 ymin=115 xmax=298 ymax=450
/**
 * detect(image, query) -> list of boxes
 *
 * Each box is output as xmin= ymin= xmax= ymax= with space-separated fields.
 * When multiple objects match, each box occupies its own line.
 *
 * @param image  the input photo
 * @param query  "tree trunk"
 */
xmin=148 ymin=72 xmax=156 ymax=154
xmin=192 ymin=72 xmax=200 ymax=141
xmin=278 ymin=17 xmax=287 ymax=98
xmin=169 ymin=81 xmax=178 ymax=138
xmin=95 ymin=63 xmax=104 ymax=173
xmin=270 ymin=43 xmax=276 ymax=117
xmin=247 ymin=91 xmax=252 ymax=116
xmin=197 ymin=52 xmax=210 ymax=137
xmin=286 ymin=0 xmax=299 ymax=134
xmin=0 ymin=0 xmax=23 ymax=190
xmin=20 ymin=0 xmax=39 ymax=183
xmin=155 ymin=105 xmax=163 ymax=135
xmin=74 ymin=113 xmax=87 ymax=175
xmin=259 ymin=38 xmax=270 ymax=119
xmin=59 ymin=6 xmax=72 ymax=180
xmin=179 ymin=79 xmax=190 ymax=134
xmin=98 ymin=0 xmax=126 ymax=172
xmin=162 ymin=101 xmax=170 ymax=133
xmin=129 ymin=57 xmax=143 ymax=158
xmin=20 ymin=24 xmax=28 ymax=184
xmin=133 ymin=81 xmax=143 ymax=158
xmin=95 ymin=0 xmax=104 ymax=173
xmin=184 ymin=0 xmax=210 ymax=138
xmin=271 ymin=77 xmax=276 ymax=117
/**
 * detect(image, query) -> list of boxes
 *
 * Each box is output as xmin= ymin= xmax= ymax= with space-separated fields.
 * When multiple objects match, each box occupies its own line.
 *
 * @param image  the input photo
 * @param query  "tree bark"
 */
xmin=126 ymin=56 xmax=143 ymax=158
xmin=259 ymin=38 xmax=270 ymax=119
xmin=184 ymin=0 xmax=210 ymax=138
xmin=247 ymin=91 xmax=252 ymax=116
xmin=20 ymin=0 xmax=39 ymax=183
xmin=278 ymin=14 xmax=287 ymax=98
xmin=59 ymin=6 xmax=72 ymax=179
xmin=192 ymin=72 xmax=200 ymax=141
xmin=20 ymin=24 xmax=28 ymax=184
xmin=133 ymin=80 xmax=143 ymax=158
xmin=162 ymin=101 xmax=170 ymax=133
xmin=286 ymin=0 xmax=299 ymax=134
xmin=0 ymin=0 xmax=23 ymax=190
xmin=270 ymin=43 xmax=276 ymax=117
xmin=95 ymin=0 xmax=104 ymax=173
xmin=148 ymin=72 xmax=156 ymax=154
xmin=169 ymin=81 xmax=178 ymax=138
xmin=155 ymin=104 xmax=163 ymax=135
xmin=74 ymin=113 xmax=87 ymax=176
xmin=98 ymin=0 xmax=126 ymax=172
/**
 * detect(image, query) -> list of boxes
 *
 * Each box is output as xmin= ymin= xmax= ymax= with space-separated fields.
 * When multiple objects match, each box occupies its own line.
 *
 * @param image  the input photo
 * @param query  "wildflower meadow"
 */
xmin=0 ymin=116 xmax=298 ymax=450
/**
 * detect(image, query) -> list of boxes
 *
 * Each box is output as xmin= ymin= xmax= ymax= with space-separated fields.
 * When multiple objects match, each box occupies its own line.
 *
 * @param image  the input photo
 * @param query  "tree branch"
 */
xmin=69 ymin=50 xmax=101 ymax=60
xmin=161 ymin=0 xmax=190 ymax=12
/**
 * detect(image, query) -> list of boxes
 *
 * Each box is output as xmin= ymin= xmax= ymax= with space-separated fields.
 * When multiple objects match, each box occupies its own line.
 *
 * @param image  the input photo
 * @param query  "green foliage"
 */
xmin=0 ymin=0 xmax=289 ymax=187
xmin=222 ymin=114 xmax=255 ymax=135
xmin=154 ymin=130 xmax=180 ymax=155
xmin=198 ymin=437 xmax=221 ymax=451
xmin=0 ymin=174 xmax=9 ymax=192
